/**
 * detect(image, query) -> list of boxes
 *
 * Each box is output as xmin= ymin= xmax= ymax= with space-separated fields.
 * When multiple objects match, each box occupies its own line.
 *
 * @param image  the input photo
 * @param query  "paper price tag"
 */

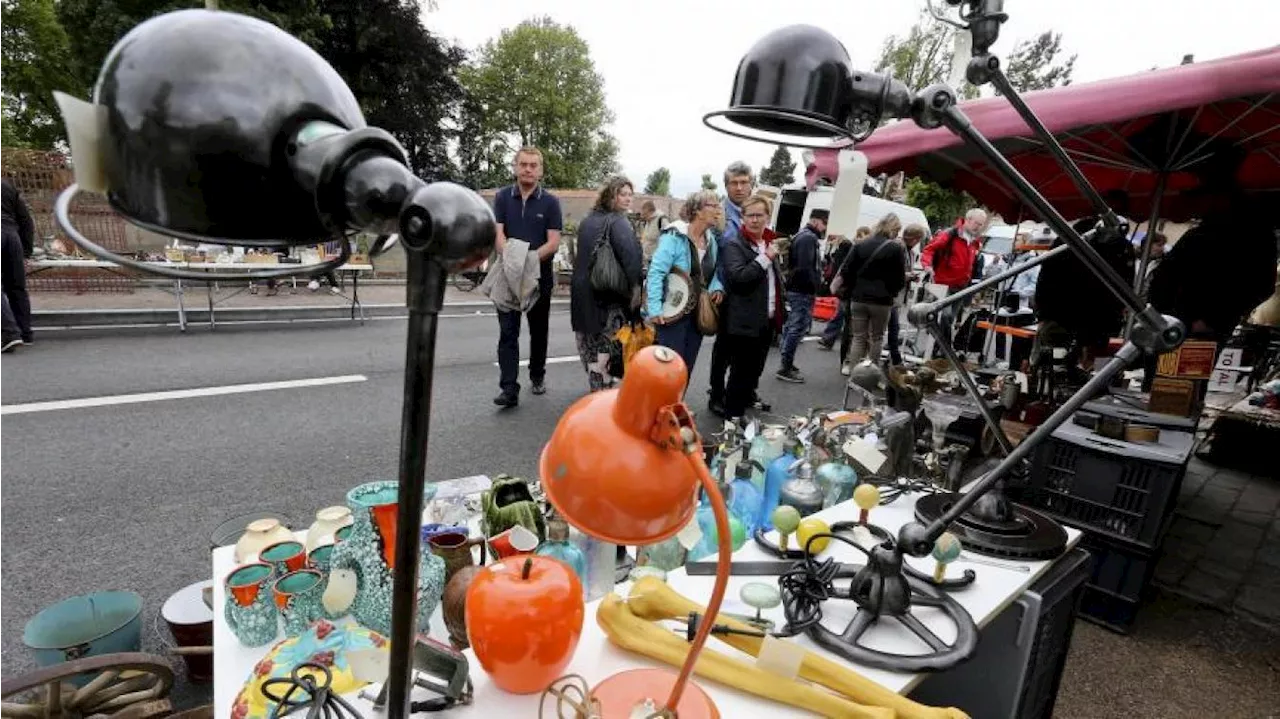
xmin=756 ymin=635 xmax=804 ymax=680
xmin=676 ymin=514 xmax=703 ymax=550
xmin=843 ymin=437 xmax=886 ymax=474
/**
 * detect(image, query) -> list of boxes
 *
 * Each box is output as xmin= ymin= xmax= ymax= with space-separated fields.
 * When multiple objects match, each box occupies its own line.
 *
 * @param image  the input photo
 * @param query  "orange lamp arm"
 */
xmin=664 ymin=449 xmax=733 ymax=713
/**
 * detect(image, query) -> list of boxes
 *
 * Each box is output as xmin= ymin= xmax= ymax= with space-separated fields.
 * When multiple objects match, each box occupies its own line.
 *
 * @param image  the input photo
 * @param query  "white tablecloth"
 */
xmin=212 ymin=494 xmax=1080 ymax=716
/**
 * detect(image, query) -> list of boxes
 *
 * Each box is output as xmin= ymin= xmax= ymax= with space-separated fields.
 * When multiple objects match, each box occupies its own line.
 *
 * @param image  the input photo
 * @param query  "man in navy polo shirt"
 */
xmin=492 ymin=146 xmax=564 ymax=407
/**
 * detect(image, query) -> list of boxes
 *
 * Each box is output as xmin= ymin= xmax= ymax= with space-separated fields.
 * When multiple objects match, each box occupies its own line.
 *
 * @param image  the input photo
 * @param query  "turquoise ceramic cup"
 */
xmin=259 ymin=540 xmax=306 ymax=577
xmin=273 ymin=570 xmax=325 ymax=637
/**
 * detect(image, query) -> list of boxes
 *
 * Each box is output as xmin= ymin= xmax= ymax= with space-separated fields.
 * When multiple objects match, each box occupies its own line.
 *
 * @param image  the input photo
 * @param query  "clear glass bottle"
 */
xmin=747 ymin=427 xmax=787 ymax=491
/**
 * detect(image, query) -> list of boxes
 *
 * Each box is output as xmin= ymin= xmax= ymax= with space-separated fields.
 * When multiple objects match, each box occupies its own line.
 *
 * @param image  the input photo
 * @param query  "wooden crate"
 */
xmin=1148 ymin=377 xmax=1203 ymax=418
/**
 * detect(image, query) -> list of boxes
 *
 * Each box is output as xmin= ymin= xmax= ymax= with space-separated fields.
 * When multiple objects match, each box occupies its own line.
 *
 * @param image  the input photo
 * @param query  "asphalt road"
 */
xmin=5 ymin=314 xmax=1279 ymax=716
xmin=0 ymin=310 xmax=843 ymax=693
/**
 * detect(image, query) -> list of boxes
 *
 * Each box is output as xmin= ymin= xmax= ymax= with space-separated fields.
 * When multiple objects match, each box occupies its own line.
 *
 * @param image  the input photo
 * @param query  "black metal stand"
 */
xmin=385 ymin=245 xmax=447 ymax=717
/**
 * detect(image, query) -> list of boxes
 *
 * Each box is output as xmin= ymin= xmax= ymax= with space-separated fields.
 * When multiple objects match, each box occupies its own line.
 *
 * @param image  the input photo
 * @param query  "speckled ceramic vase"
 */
xmin=328 ymin=481 xmax=446 ymax=636
xmin=272 ymin=569 xmax=326 ymax=637
xmin=224 ymin=563 xmax=278 ymax=647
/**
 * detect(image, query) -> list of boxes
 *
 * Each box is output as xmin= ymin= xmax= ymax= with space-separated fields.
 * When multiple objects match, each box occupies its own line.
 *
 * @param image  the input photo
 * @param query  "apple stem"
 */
xmin=521 ymin=556 xmax=533 ymax=580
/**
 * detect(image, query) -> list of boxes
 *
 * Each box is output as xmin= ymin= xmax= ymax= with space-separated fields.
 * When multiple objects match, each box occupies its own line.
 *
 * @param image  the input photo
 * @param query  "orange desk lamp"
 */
xmin=540 ymin=345 xmax=731 ymax=718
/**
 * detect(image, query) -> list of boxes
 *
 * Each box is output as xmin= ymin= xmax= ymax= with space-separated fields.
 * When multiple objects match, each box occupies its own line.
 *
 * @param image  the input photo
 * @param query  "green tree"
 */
xmin=643 ymin=167 xmax=671 ymax=196
xmin=759 ymin=145 xmax=796 ymax=187
xmin=700 ymin=173 xmax=717 ymax=192
xmin=51 ymin=0 xmax=459 ymax=177
xmin=459 ymin=17 xmax=620 ymax=188
xmin=1000 ymin=31 xmax=1076 ymax=94
xmin=2 ymin=0 xmax=76 ymax=148
xmin=905 ymin=176 xmax=976 ymax=230
xmin=317 ymin=0 xmax=463 ymax=180
xmin=874 ymin=10 xmax=979 ymax=100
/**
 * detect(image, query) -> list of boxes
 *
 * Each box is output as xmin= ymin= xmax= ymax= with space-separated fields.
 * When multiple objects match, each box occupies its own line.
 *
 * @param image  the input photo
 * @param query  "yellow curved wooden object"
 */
xmin=624 ymin=577 xmax=969 ymax=719
xmin=596 ymin=593 xmax=891 ymax=719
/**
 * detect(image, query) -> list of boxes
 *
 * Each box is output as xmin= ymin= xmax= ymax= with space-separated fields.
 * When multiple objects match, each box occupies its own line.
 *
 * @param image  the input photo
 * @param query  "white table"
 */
xmin=26 ymin=258 xmax=374 ymax=330
xmin=173 ymin=262 xmax=375 ymax=330
xmin=213 ymin=495 xmax=1080 ymax=717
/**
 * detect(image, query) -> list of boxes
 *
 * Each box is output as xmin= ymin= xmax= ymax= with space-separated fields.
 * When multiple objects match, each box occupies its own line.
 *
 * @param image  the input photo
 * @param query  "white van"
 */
xmin=757 ymin=183 xmax=931 ymax=256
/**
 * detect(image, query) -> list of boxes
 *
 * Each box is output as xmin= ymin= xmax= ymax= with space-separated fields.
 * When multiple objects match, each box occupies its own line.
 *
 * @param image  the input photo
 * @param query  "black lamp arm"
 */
xmin=966 ymin=57 xmax=1122 ymax=229
xmin=913 ymin=91 xmax=1186 ymax=355
xmin=896 ymin=340 xmax=1143 ymax=557
xmin=906 ymin=242 xmax=1070 ymax=327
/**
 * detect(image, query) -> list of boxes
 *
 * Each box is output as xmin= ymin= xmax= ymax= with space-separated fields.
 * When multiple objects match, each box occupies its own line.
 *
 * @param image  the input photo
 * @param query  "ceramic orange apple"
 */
xmin=465 ymin=555 xmax=584 ymax=694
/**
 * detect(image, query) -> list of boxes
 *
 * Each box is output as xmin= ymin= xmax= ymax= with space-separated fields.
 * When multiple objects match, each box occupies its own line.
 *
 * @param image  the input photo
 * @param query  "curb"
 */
xmin=32 ymin=300 xmax=570 ymax=329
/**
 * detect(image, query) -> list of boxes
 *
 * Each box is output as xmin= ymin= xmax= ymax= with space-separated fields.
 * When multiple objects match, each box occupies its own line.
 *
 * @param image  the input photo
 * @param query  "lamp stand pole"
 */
xmin=385 ymin=243 xmax=448 ymax=718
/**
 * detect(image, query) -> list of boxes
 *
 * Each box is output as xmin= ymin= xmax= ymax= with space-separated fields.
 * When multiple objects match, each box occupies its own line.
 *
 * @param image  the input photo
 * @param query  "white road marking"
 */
xmin=1 ymin=375 xmax=368 ymax=416
xmin=492 ymin=356 xmax=580 ymax=368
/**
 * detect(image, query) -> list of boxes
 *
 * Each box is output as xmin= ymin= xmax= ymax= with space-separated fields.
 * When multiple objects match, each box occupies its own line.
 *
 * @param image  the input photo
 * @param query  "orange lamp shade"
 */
xmin=539 ymin=346 xmax=699 ymax=545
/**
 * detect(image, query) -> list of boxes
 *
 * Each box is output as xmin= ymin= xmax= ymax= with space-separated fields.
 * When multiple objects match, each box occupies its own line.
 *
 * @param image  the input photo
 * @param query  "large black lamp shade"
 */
xmin=704 ymin=24 xmax=913 ymax=147
xmin=55 ymin=9 xmax=497 ymax=716
xmin=93 ymin=9 xmax=372 ymax=245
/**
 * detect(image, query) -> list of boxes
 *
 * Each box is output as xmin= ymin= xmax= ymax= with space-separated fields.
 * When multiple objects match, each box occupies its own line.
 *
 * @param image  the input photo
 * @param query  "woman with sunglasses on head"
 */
xmin=716 ymin=194 xmax=784 ymax=420
xmin=571 ymin=175 xmax=643 ymax=392
xmin=645 ymin=190 xmax=724 ymax=377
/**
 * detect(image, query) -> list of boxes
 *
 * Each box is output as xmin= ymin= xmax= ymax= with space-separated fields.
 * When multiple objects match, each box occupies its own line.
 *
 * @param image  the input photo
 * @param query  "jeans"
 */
xmin=1 ymin=228 xmax=32 ymax=342
xmin=780 ymin=292 xmax=814 ymax=369
xmin=723 ymin=330 xmax=773 ymax=417
xmin=848 ymin=302 xmax=892 ymax=367
xmin=656 ymin=313 xmax=702 ymax=379
xmin=887 ymin=307 xmax=903 ymax=365
xmin=496 ymin=286 xmax=552 ymax=395
xmin=2 ymin=292 xmax=18 ymax=341
xmin=821 ymin=298 xmax=845 ymax=346
xmin=709 ymin=332 xmax=732 ymax=401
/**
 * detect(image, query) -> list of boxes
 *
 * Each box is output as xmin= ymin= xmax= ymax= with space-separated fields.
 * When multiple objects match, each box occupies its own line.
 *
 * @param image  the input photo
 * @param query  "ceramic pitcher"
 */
xmin=326 ymin=481 xmax=446 ymax=636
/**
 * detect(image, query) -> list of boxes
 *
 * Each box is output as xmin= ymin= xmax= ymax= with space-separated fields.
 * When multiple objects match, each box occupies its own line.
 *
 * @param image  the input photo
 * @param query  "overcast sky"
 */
xmin=426 ymin=0 xmax=1279 ymax=196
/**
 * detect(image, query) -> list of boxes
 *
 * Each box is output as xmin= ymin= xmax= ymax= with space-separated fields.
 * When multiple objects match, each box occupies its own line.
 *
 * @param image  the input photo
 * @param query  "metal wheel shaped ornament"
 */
xmin=780 ymin=535 xmax=978 ymax=673
xmin=0 ymin=652 xmax=175 ymax=718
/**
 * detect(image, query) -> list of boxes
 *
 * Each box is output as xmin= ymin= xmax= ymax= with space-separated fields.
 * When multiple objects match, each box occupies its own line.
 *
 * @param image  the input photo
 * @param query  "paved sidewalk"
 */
xmin=1156 ymin=455 xmax=1280 ymax=628
xmin=29 ymin=281 xmax=568 ymax=313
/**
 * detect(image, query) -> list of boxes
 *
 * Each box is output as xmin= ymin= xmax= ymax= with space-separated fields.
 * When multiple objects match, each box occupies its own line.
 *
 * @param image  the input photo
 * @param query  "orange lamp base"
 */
xmin=591 ymin=668 xmax=720 ymax=719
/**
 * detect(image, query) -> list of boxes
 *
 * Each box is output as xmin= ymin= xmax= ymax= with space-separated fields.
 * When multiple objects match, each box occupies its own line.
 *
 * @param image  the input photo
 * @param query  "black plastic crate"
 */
xmin=1077 ymin=532 xmax=1158 ymax=634
xmin=1081 ymin=393 xmax=1197 ymax=432
xmin=1025 ymin=419 xmax=1193 ymax=548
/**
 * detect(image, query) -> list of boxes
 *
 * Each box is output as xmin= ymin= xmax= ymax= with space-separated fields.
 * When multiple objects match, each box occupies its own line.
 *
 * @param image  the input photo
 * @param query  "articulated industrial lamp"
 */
xmin=53 ymin=9 xmax=494 ymax=717
xmin=705 ymin=0 xmax=1188 ymax=673
xmin=541 ymin=345 xmax=731 ymax=718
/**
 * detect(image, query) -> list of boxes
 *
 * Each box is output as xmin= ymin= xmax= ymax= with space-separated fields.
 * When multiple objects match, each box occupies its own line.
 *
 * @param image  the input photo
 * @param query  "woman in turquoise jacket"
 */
xmin=646 ymin=190 xmax=725 ymax=377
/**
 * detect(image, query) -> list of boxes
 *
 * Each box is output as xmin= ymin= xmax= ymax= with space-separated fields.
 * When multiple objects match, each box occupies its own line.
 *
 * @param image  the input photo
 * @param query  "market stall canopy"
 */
xmin=806 ymin=46 xmax=1280 ymax=221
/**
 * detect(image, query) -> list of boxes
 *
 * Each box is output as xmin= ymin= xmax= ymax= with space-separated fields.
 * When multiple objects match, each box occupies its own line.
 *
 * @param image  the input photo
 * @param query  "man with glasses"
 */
xmin=709 ymin=161 xmax=772 ymax=415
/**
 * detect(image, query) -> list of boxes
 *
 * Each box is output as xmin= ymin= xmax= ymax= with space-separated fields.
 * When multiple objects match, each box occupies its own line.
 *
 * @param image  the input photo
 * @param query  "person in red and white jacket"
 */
xmin=921 ymin=208 xmax=989 ymax=339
